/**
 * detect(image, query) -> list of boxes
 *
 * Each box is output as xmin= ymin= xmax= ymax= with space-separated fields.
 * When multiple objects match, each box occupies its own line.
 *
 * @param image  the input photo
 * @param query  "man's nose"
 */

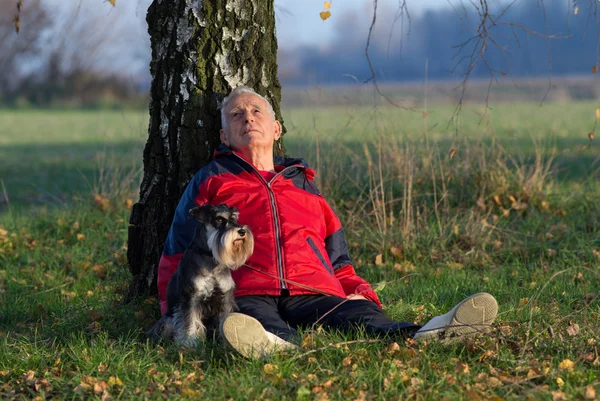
xmin=243 ymin=109 xmax=253 ymax=122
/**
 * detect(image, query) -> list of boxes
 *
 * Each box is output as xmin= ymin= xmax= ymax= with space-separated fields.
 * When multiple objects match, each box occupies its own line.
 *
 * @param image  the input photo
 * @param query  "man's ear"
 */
xmin=219 ymin=128 xmax=228 ymax=145
xmin=273 ymin=120 xmax=282 ymax=141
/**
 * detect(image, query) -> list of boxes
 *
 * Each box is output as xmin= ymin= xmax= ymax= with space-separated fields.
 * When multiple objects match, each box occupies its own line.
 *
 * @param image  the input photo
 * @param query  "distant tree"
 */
xmin=126 ymin=0 xmax=284 ymax=298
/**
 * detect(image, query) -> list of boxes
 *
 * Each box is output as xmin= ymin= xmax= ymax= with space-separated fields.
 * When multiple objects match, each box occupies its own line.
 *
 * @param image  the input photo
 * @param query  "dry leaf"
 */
xmin=323 ymin=1 xmax=332 ymax=9
xmin=320 ymin=11 xmax=331 ymax=21
xmin=390 ymin=246 xmax=402 ymax=257
xmin=107 ymin=0 xmax=116 ymax=6
xmin=108 ymin=376 xmax=123 ymax=387
xmin=584 ymin=385 xmax=596 ymax=400
xmin=374 ymin=254 xmax=383 ymax=265
xmin=593 ymin=65 xmax=599 ymax=74
xmin=589 ymin=132 xmax=594 ymax=141
xmin=448 ymin=148 xmax=457 ymax=159
xmin=92 ymin=265 xmax=107 ymax=279
xmin=574 ymin=6 xmax=579 ymax=15
xmin=500 ymin=71 xmax=506 ymax=76
xmin=422 ymin=112 xmax=429 ymax=119
xmin=77 ymin=233 xmax=85 ymax=241
xmin=558 ymin=359 xmax=575 ymax=371
xmin=552 ymin=391 xmax=568 ymax=401
xmin=263 ymin=363 xmax=278 ymax=375
xmin=566 ymin=323 xmax=580 ymax=336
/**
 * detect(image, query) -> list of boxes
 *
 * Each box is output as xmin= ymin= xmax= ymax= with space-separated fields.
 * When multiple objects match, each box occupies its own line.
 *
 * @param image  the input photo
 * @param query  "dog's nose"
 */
xmin=238 ymin=229 xmax=246 ymax=237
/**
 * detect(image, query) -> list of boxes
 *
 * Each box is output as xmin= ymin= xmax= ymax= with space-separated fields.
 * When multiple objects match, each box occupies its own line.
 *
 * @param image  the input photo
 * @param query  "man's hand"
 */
xmin=346 ymin=294 xmax=368 ymax=301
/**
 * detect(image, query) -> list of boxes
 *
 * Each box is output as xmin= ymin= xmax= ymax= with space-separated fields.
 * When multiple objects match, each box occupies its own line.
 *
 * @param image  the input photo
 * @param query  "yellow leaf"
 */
xmin=324 ymin=1 xmax=332 ymax=9
xmin=77 ymin=233 xmax=85 ymax=241
xmin=374 ymin=254 xmax=383 ymax=265
xmin=559 ymin=359 xmax=575 ymax=371
xmin=556 ymin=377 xmax=565 ymax=387
xmin=107 ymin=0 xmax=116 ymax=6
xmin=263 ymin=363 xmax=278 ymax=375
xmin=320 ymin=11 xmax=331 ymax=21
xmin=107 ymin=376 xmax=123 ymax=387
xmin=596 ymin=109 xmax=600 ymax=120
xmin=593 ymin=65 xmax=598 ymax=74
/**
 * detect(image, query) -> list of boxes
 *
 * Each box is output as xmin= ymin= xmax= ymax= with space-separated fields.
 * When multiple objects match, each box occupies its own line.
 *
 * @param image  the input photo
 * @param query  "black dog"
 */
xmin=148 ymin=204 xmax=254 ymax=348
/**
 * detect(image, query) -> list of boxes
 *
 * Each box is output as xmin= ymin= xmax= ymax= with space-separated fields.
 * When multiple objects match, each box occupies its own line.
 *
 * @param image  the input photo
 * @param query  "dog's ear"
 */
xmin=229 ymin=206 xmax=240 ymax=222
xmin=189 ymin=205 xmax=212 ymax=223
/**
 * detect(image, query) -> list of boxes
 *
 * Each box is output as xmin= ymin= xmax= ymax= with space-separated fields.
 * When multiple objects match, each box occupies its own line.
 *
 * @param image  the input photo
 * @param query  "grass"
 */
xmin=0 ymin=100 xmax=599 ymax=400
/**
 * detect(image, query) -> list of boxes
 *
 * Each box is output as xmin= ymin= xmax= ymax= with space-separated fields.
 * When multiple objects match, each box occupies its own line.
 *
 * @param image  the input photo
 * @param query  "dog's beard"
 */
xmin=208 ymin=226 xmax=254 ymax=269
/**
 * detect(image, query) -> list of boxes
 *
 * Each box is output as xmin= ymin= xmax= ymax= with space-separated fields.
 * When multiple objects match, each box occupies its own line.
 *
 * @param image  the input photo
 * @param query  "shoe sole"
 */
xmin=445 ymin=292 xmax=498 ymax=340
xmin=220 ymin=313 xmax=272 ymax=359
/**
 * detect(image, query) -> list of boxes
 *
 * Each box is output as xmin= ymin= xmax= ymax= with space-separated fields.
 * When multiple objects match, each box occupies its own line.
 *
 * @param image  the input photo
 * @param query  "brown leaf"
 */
xmin=319 ymin=11 xmax=331 ymax=21
xmin=566 ymin=322 xmax=580 ymax=336
xmin=390 ymin=246 xmax=402 ymax=258
xmin=93 ymin=194 xmax=111 ymax=212
xmin=584 ymin=385 xmax=596 ymax=400
xmin=593 ymin=65 xmax=599 ymax=74
xmin=88 ymin=311 xmax=104 ymax=321
xmin=107 ymin=0 xmax=116 ymax=6
xmin=588 ymin=132 xmax=594 ymax=141
xmin=92 ymin=265 xmax=107 ymax=279
xmin=448 ymin=148 xmax=457 ymax=159
xmin=374 ymin=254 xmax=383 ymax=266
xmin=500 ymin=71 xmax=506 ymax=76
xmin=552 ymin=391 xmax=568 ymax=401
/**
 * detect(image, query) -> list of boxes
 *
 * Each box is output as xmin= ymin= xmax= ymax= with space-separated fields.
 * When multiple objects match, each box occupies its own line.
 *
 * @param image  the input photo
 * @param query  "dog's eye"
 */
xmin=216 ymin=217 xmax=226 ymax=225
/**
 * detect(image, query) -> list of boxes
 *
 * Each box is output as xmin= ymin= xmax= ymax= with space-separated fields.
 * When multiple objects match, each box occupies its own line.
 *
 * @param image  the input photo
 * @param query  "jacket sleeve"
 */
xmin=157 ymin=170 xmax=211 ymax=315
xmin=321 ymin=199 xmax=382 ymax=307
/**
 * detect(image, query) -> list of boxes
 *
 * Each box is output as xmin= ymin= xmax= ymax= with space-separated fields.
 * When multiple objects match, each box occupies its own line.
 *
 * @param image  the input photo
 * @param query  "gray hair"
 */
xmin=220 ymin=86 xmax=276 ymax=128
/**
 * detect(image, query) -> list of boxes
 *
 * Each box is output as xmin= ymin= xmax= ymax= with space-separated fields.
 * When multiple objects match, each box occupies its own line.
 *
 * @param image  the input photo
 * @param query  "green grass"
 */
xmin=1 ymin=102 xmax=599 ymax=400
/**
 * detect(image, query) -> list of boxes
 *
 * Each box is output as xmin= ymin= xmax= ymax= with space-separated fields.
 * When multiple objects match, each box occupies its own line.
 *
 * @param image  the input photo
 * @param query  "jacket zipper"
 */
xmin=232 ymin=154 xmax=300 ymax=290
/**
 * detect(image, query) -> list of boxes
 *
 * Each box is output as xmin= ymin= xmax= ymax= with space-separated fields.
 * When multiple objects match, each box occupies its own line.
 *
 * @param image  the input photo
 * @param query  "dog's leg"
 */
xmin=173 ymin=301 xmax=207 ymax=348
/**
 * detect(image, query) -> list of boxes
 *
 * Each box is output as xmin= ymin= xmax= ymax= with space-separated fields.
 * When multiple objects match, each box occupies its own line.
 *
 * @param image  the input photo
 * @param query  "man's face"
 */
xmin=220 ymin=93 xmax=281 ymax=152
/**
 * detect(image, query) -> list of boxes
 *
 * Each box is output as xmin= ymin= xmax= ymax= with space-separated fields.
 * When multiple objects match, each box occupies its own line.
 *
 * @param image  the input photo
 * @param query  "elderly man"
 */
xmin=157 ymin=86 xmax=498 ymax=358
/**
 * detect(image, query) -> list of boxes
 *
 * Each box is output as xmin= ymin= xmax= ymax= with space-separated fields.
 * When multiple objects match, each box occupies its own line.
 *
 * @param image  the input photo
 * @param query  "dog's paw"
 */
xmin=146 ymin=316 xmax=173 ymax=344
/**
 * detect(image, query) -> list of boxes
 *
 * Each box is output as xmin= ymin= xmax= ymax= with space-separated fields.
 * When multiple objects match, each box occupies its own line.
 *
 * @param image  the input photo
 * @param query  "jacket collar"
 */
xmin=213 ymin=143 xmax=311 ymax=170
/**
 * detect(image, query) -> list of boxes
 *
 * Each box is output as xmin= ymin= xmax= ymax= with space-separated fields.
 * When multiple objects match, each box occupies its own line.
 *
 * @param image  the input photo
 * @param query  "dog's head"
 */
xmin=189 ymin=204 xmax=254 ymax=269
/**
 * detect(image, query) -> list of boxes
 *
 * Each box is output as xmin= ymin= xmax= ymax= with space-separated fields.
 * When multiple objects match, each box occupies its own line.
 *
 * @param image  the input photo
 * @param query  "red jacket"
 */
xmin=157 ymin=144 xmax=381 ymax=315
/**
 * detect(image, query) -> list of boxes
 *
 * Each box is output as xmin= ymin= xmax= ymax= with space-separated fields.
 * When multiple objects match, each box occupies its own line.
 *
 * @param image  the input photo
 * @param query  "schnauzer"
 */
xmin=148 ymin=203 xmax=254 ymax=348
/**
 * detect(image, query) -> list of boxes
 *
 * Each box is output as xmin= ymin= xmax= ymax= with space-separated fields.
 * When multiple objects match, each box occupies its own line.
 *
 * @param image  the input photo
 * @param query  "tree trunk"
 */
xmin=127 ymin=0 xmax=285 ymax=299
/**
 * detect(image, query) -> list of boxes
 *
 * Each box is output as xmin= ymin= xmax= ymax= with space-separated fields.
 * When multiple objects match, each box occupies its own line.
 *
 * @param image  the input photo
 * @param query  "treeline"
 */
xmin=0 ymin=0 xmax=149 ymax=109
xmin=279 ymin=0 xmax=599 ymax=85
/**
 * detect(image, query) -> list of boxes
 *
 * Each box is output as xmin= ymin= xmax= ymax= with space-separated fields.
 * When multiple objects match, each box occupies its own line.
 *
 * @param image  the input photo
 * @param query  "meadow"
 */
xmin=0 ymin=97 xmax=599 ymax=400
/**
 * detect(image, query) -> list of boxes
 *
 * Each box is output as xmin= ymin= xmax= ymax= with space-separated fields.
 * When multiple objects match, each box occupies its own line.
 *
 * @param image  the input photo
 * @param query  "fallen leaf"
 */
xmin=263 ymin=363 xmax=278 ymax=375
xmin=566 ymin=323 xmax=580 ymax=336
xmin=323 ymin=1 xmax=331 ymax=9
xmin=559 ymin=359 xmax=575 ymax=371
xmin=374 ymin=254 xmax=383 ymax=266
xmin=92 ymin=265 xmax=107 ymax=279
xmin=584 ymin=385 xmax=596 ymax=400
xmin=552 ymin=390 xmax=567 ymax=401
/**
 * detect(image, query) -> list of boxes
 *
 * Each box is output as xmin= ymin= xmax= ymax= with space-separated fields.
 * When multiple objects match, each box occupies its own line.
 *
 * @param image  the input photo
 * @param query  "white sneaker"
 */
xmin=219 ymin=313 xmax=297 ymax=359
xmin=413 ymin=293 xmax=498 ymax=341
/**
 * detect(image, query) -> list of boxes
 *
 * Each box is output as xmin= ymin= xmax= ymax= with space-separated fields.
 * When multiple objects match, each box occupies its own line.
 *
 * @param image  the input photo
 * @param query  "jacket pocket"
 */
xmin=306 ymin=237 xmax=334 ymax=276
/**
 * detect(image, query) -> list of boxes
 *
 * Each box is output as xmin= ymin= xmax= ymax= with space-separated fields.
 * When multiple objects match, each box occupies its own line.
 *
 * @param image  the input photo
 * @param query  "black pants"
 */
xmin=236 ymin=294 xmax=421 ymax=343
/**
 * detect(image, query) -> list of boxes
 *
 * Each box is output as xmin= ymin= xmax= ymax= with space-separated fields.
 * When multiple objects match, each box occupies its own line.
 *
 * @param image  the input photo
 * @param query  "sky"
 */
xmin=277 ymin=0 xmax=447 ymax=47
